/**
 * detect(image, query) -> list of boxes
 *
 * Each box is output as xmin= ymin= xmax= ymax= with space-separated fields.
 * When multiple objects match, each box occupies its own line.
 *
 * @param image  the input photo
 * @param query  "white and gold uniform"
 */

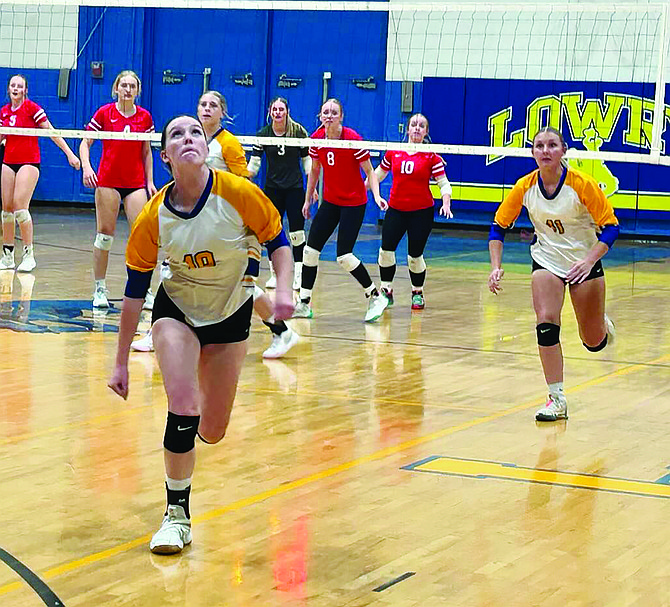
xmin=205 ymin=128 xmax=262 ymax=275
xmin=126 ymin=169 xmax=282 ymax=327
xmin=494 ymin=167 xmax=618 ymax=278
xmin=206 ymin=128 xmax=249 ymax=177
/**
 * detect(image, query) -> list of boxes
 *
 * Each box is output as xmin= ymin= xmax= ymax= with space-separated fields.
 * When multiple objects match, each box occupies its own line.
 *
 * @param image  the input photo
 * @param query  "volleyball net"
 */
xmin=0 ymin=0 xmax=668 ymax=168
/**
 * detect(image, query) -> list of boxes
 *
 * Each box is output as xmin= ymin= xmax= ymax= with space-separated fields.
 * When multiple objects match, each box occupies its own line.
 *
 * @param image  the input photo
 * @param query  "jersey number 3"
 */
xmin=546 ymin=219 xmax=565 ymax=234
xmin=184 ymin=250 xmax=216 ymax=269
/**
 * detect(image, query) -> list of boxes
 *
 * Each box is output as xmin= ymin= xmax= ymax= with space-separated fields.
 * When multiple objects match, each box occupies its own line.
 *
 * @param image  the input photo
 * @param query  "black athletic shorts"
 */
xmin=532 ymin=259 xmax=604 ymax=283
xmin=151 ymin=284 xmax=253 ymax=346
xmin=3 ymin=162 xmax=40 ymax=173
xmin=113 ymin=187 xmax=145 ymax=200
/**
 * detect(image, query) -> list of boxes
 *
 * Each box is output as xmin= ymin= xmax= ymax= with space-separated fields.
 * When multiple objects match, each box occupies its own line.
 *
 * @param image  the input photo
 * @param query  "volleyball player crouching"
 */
xmin=80 ymin=70 xmax=156 ymax=309
xmin=372 ymin=113 xmax=453 ymax=310
xmin=108 ymin=114 xmax=294 ymax=554
xmin=293 ymin=98 xmax=389 ymax=322
xmin=488 ymin=127 xmax=618 ymax=422
xmin=0 ymin=74 xmax=81 ymax=272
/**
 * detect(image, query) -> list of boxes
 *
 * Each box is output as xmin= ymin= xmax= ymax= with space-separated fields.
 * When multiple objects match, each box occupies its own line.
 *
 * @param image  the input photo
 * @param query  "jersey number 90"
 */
xmin=184 ymin=250 xmax=216 ymax=269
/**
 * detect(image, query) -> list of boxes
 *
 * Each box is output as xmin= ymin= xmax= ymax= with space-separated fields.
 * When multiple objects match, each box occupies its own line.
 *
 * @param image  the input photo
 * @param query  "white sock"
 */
xmin=166 ymin=476 xmax=192 ymax=491
xmin=95 ymin=279 xmax=106 ymax=290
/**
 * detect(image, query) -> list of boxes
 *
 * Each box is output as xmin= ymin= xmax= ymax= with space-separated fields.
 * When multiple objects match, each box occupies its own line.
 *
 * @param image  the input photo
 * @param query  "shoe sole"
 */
xmin=535 ymin=413 xmax=568 ymax=422
xmin=150 ymin=539 xmax=192 ymax=555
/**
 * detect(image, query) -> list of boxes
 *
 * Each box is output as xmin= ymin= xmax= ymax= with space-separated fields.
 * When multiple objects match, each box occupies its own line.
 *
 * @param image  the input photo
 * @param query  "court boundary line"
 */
xmin=0 ymin=548 xmax=65 ymax=606
xmin=0 ymin=354 xmax=665 ymax=598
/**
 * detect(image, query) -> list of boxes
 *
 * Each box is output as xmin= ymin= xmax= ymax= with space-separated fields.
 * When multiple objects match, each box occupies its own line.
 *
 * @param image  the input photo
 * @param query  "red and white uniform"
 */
xmin=309 ymin=126 xmax=370 ymax=206
xmin=86 ymin=103 xmax=154 ymax=188
xmin=0 ymin=99 xmax=47 ymax=164
xmin=380 ymin=150 xmax=445 ymax=212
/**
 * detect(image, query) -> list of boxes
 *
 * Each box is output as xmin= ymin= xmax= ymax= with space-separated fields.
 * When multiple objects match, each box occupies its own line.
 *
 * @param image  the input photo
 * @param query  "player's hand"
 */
xmin=439 ymin=203 xmax=453 ymax=218
xmin=375 ymin=196 xmax=388 ymax=211
xmin=311 ymin=189 xmax=319 ymax=203
xmin=488 ymin=268 xmax=505 ymax=294
xmin=108 ymin=365 xmax=129 ymax=400
xmin=68 ymin=154 xmax=81 ymax=171
xmin=83 ymin=167 xmax=98 ymax=188
xmin=146 ymin=182 xmax=158 ymax=197
xmin=273 ymin=288 xmax=295 ymax=321
xmin=566 ymin=259 xmax=595 ymax=284
xmin=302 ymin=200 xmax=312 ymax=219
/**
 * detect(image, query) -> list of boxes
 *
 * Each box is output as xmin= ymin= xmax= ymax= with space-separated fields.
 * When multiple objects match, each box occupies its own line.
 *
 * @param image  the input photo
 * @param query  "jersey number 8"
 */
xmin=326 ymin=151 xmax=335 ymax=166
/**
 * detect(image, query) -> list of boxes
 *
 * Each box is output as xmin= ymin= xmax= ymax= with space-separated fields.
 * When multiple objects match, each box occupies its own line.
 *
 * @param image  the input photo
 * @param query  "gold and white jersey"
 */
xmin=126 ymin=169 xmax=281 ymax=326
xmin=494 ymin=167 xmax=618 ymax=277
xmin=206 ymin=128 xmax=249 ymax=177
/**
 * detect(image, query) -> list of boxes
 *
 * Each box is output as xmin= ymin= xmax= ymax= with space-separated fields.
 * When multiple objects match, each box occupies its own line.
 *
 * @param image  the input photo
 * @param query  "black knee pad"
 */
xmin=536 ymin=322 xmax=560 ymax=346
xmin=163 ymin=412 xmax=200 ymax=454
xmin=584 ymin=335 xmax=608 ymax=352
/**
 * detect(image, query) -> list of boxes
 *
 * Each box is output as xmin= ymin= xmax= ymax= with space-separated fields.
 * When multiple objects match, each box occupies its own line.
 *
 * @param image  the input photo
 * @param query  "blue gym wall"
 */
xmin=2 ymin=6 xmax=670 ymax=236
xmin=0 ymin=6 xmax=395 ymax=224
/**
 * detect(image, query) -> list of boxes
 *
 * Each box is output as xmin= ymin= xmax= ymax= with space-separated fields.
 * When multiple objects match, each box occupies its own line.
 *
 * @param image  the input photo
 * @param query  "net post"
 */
xmin=651 ymin=2 xmax=669 ymax=159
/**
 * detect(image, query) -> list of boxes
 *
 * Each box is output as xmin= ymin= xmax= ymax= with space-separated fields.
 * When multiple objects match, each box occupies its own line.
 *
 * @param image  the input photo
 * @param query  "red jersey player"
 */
xmin=292 ymin=98 xmax=389 ymax=322
xmin=0 ymin=74 xmax=80 ymax=272
xmin=373 ymin=113 xmax=453 ymax=310
xmin=80 ymin=70 xmax=156 ymax=309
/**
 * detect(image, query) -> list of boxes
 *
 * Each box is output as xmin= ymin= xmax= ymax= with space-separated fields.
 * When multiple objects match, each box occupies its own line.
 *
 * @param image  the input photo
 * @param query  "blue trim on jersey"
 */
xmin=208 ymin=127 xmax=224 ymax=145
xmin=265 ymin=230 xmax=290 ymax=255
xmin=488 ymin=222 xmax=507 ymax=242
xmin=163 ymin=170 xmax=214 ymax=220
xmin=538 ymin=166 xmax=567 ymax=200
xmin=125 ymin=267 xmax=152 ymax=299
xmin=246 ymin=258 xmax=260 ymax=278
xmin=598 ymin=224 xmax=619 ymax=248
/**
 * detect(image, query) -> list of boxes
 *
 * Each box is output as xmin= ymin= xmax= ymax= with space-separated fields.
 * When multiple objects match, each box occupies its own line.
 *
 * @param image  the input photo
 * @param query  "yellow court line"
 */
xmin=411 ymin=457 xmax=670 ymax=498
xmin=0 ymin=354 xmax=667 ymax=597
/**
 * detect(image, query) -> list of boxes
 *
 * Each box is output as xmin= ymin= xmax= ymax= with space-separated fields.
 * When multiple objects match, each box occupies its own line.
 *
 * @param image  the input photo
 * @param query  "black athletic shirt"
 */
xmin=251 ymin=124 xmax=309 ymax=190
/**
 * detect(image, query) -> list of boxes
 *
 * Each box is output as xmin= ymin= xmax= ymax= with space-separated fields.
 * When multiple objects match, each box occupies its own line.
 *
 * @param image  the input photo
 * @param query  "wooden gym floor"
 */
xmin=1 ymin=205 xmax=669 ymax=606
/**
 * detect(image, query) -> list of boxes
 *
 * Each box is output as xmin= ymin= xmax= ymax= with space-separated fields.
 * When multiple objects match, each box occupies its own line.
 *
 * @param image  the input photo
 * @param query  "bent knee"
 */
xmin=197 ymin=426 xmax=227 ymax=445
xmin=582 ymin=330 xmax=608 ymax=351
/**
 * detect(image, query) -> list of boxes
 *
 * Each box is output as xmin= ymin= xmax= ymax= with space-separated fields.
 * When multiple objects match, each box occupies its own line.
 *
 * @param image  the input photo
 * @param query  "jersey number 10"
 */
xmin=184 ymin=251 xmax=216 ymax=269
xmin=400 ymin=160 xmax=415 ymax=174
